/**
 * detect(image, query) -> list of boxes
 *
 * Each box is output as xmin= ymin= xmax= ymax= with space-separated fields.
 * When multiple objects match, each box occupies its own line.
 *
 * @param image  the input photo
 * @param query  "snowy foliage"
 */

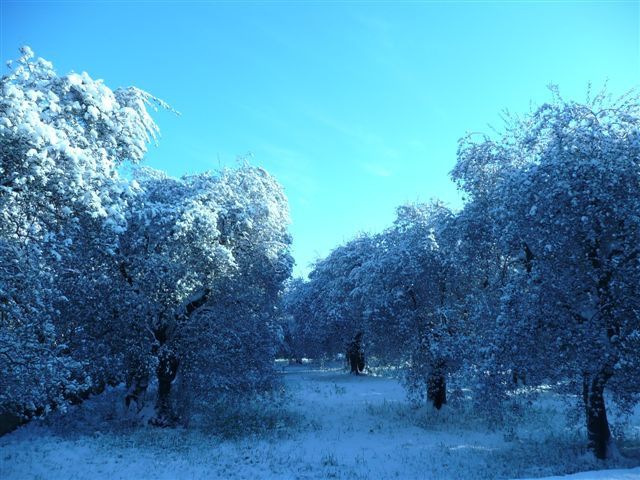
xmin=113 ymin=166 xmax=292 ymax=423
xmin=0 ymin=240 xmax=88 ymax=415
xmin=166 ymin=166 xmax=293 ymax=417
xmin=286 ymin=88 xmax=640 ymax=458
xmin=286 ymin=202 xmax=465 ymax=407
xmin=0 ymin=47 xmax=163 ymax=419
xmin=365 ymin=203 xmax=465 ymax=406
xmin=2 ymin=46 xmax=638 ymax=464
xmin=0 ymin=46 xmax=164 ymax=241
xmin=299 ymin=234 xmax=376 ymax=358
xmin=0 ymin=49 xmax=292 ymax=427
xmin=454 ymin=87 xmax=640 ymax=458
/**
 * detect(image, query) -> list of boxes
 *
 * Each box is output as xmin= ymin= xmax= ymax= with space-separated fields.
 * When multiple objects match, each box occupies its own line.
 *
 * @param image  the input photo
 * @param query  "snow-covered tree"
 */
xmin=454 ymin=88 xmax=640 ymax=458
xmin=176 ymin=165 xmax=293 ymax=415
xmin=450 ymin=143 xmax=523 ymax=414
xmin=361 ymin=202 xmax=464 ymax=408
xmin=0 ymin=47 xmax=294 ymax=431
xmin=115 ymin=168 xmax=232 ymax=422
xmin=0 ymin=47 xmax=162 ymax=422
xmin=286 ymin=202 xmax=466 ymax=407
xmin=118 ymin=165 xmax=292 ymax=424
xmin=280 ymin=278 xmax=314 ymax=363
xmin=297 ymin=234 xmax=378 ymax=367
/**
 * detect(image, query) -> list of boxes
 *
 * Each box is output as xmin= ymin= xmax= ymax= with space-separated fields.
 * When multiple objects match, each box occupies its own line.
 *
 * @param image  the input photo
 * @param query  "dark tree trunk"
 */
xmin=580 ymin=242 xmax=619 ymax=459
xmin=427 ymin=373 xmax=446 ymax=410
xmin=349 ymin=353 xmax=358 ymax=374
xmin=348 ymin=351 xmax=365 ymax=374
xmin=583 ymin=372 xmax=614 ymax=460
xmin=153 ymin=353 xmax=179 ymax=425
xmin=149 ymin=288 xmax=209 ymax=426
xmin=347 ymin=332 xmax=365 ymax=375
xmin=125 ymin=374 xmax=149 ymax=411
xmin=427 ymin=361 xmax=447 ymax=410
xmin=512 ymin=370 xmax=526 ymax=385
xmin=357 ymin=351 xmax=365 ymax=373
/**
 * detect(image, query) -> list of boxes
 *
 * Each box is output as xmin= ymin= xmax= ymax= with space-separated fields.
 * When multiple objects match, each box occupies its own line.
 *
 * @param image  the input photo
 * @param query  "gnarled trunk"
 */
xmin=348 ymin=350 xmax=365 ymax=374
xmin=583 ymin=372 xmax=614 ymax=460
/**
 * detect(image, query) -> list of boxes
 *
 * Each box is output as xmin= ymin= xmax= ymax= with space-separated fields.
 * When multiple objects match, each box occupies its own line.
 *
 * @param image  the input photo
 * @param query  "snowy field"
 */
xmin=1 ymin=363 xmax=639 ymax=480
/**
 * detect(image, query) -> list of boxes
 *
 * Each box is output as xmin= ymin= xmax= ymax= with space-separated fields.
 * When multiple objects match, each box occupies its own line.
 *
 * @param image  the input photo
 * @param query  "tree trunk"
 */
xmin=427 ymin=373 xmax=446 ymax=410
xmin=347 ymin=351 xmax=365 ymax=374
xmin=150 ymin=289 xmax=209 ymax=426
xmin=347 ymin=332 xmax=365 ymax=375
xmin=125 ymin=374 xmax=149 ymax=411
xmin=512 ymin=370 xmax=526 ymax=385
xmin=583 ymin=372 xmax=614 ymax=459
xmin=349 ymin=353 xmax=356 ymax=373
xmin=357 ymin=351 xmax=365 ymax=373
xmin=154 ymin=353 xmax=179 ymax=425
xmin=427 ymin=361 xmax=447 ymax=410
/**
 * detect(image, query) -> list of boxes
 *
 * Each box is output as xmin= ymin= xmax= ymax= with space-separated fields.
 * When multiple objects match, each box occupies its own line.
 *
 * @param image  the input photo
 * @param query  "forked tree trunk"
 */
xmin=427 ymin=360 xmax=447 ymax=410
xmin=583 ymin=372 xmax=614 ymax=460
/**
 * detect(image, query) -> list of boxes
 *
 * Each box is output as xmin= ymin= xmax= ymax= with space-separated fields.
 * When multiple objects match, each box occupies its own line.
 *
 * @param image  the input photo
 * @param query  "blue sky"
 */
xmin=2 ymin=1 xmax=638 ymax=276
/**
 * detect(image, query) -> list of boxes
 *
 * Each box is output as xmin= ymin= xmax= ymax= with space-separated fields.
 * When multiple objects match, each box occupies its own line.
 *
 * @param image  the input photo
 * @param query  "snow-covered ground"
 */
xmin=1 ymin=363 xmax=639 ymax=479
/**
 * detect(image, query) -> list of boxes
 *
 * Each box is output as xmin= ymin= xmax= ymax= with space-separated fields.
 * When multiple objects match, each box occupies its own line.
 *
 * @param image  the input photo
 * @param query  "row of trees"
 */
xmin=2 ymin=46 xmax=638 ymax=461
xmin=0 ymin=48 xmax=293 ymax=429
xmin=284 ymin=87 xmax=640 ymax=459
